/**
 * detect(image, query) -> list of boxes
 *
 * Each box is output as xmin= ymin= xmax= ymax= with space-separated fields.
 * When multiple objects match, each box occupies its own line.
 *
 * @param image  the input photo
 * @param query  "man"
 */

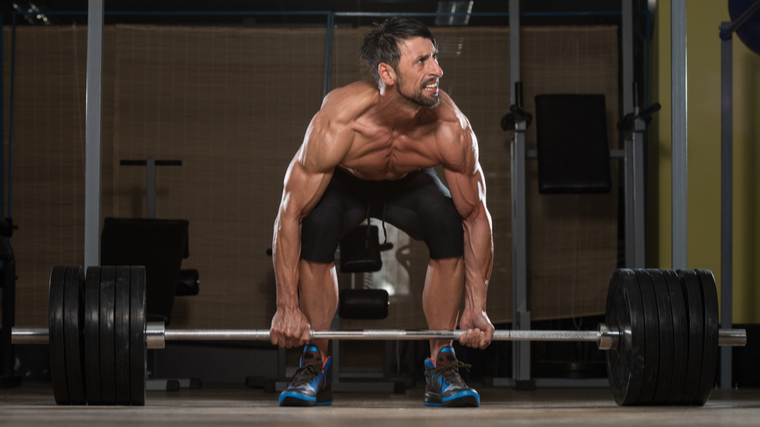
xmin=270 ymin=17 xmax=494 ymax=407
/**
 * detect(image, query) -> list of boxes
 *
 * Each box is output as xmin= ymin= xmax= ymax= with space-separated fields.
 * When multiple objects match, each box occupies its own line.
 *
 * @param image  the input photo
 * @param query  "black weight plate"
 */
xmin=63 ymin=266 xmax=86 ymax=405
xmin=114 ymin=266 xmax=131 ymax=405
xmin=648 ymin=269 xmax=674 ymax=404
xmin=605 ymin=269 xmax=646 ymax=405
xmin=662 ymin=269 xmax=688 ymax=403
xmin=84 ymin=266 xmax=102 ymax=405
xmin=130 ymin=266 xmax=147 ymax=406
xmin=49 ymin=266 xmax=70 ymax=405
xmin=99 ymin=266 xmax=117 ymax=404
xmin=633 ymin=269 xmax=659 ymax=404
xmin=677 ymin=269 xmax=704 ymax=404
xmin=694 ymin=269 xmax=719 ymax=405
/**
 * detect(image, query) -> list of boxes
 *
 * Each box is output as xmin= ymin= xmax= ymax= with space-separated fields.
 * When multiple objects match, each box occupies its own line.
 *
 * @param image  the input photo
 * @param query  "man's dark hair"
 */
xmin=359 ymin=17 xmax=437 ymax=84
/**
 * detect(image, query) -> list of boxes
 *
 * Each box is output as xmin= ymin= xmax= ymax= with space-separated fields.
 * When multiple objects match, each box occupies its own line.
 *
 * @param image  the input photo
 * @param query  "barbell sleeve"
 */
xmin=12 ymin=325 xmax=747 ymax=349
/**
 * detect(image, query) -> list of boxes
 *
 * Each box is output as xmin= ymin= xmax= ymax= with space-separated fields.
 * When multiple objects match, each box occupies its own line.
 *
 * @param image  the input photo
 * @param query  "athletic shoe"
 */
xmin=423 ymin=346 xmax=480 ymax=407
xmin=279 ymin=345 xmax=333 ymax=406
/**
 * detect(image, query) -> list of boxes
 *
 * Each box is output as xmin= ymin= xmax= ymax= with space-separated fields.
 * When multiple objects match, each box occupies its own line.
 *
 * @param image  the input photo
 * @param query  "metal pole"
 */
xmin=12 ymin=326 xmax=747 ymax=348
xmin=7 ymin=14 xmax=17 ymax=218
xmin=509 ymin=0 xmax=530 ymax=386
xmin=146 ymin=158 xmax=156 ymax=219
xmin=0 ymin=13 xmax=4 ymax=219
xmin=84 ymin=0 xmax=104 ymax=267
xmin=322 ymin=12 xmax=334 ymax=99
xmin=671 ymin=0 xmax=688 ymax=269
xmin=622 ymin=0 xmax=646 ymax=268
xmin=719 ymin=21 xmax=733 ymax=390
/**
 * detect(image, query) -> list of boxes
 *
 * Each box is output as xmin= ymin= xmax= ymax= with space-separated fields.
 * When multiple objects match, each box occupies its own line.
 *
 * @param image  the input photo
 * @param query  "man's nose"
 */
xmin=428 ymin=59 xmax=443 ymax=78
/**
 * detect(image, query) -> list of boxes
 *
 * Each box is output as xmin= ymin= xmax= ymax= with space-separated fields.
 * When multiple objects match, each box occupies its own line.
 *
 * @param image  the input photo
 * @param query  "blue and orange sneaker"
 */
xmin=423 ymin=346 xmax=480 ymax=407
xmin=279 ymin=345 xmax=333 ymax=407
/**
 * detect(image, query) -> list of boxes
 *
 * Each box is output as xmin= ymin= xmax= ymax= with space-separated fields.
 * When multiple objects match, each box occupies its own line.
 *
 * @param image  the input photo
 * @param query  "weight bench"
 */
xmin=269 ymin=224 xmax=400 ymax=393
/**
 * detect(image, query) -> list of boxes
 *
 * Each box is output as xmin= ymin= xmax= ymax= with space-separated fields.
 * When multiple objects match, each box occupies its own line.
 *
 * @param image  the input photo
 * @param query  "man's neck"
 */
xmin=373 ymin=84 xmax=425 ymax=129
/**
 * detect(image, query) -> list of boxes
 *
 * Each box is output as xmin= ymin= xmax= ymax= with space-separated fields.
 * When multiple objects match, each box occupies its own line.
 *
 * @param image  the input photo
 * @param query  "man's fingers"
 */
xmin=299 ymin=328 xmax=310 ymax=347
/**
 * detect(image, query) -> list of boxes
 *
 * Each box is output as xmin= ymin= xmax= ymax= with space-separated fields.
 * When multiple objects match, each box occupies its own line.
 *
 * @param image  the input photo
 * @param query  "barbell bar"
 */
xmin=7 ymin=265 xmax=750 ymax=407
xmin=11 ymin=323 xmax=747 ymax=350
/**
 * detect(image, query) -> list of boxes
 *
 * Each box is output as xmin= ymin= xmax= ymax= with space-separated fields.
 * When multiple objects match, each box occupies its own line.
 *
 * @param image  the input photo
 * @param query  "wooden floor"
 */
xmin=2 ymin=383 xmax=759 ymax=426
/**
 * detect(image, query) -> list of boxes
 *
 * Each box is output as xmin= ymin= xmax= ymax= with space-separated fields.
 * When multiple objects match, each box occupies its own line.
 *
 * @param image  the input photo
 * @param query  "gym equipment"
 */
xmin=12 ymin=266 xmax=747 ymax=406
xmin=726 ymin=0 xmax=760 ymax=56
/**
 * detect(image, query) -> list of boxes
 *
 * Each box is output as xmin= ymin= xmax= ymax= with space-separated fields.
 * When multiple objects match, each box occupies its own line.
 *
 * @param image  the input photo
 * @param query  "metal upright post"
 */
xmin=671 ymin=0 xmax=688 ymax=269
xmin=85 ymin=0 xmax=105 ymax=267
xmin=509 ymin=0 xmax=531 ymax=388
xmin=622 ymin=0 xmax=646 ymax=268
xmin=146 ymin=158 xmax=156 ymax=219
xmin=719 ymin=21 xmax=733 ymax=390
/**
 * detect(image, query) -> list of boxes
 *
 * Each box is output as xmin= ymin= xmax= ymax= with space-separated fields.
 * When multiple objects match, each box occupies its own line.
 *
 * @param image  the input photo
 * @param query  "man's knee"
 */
xmin=422 ymin=200 xmax=464 ymax=259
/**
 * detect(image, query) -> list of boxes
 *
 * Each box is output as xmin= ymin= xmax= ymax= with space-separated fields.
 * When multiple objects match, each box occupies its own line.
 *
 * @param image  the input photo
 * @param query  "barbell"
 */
xmin=11 ymin=265 xmax=747 ymax=407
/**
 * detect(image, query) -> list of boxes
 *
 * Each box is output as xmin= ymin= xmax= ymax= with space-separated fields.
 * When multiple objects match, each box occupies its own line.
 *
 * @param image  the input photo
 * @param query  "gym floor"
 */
xmin=1 ymin=384 xmax=759 ymax=426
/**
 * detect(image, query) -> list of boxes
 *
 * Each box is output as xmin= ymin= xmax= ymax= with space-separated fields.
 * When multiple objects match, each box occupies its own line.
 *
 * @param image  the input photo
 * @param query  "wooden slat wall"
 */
xmin=3 ymin=25 xmax=617 ymax=330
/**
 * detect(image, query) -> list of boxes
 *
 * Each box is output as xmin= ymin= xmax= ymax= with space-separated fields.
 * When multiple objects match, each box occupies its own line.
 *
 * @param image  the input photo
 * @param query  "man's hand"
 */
xmin=458 ymin=308 xmax=494 ymax=349
xmin=270 ymin=307 xmax=311 ymax=348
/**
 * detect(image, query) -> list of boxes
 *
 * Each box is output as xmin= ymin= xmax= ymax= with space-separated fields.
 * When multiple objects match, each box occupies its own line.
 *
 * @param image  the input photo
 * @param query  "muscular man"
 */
xmin=270 ymin=17 xmax=494 ymax=407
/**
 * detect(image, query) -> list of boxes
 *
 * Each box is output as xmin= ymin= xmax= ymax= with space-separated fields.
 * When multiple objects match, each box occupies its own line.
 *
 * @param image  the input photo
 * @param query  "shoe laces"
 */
xmin=289 ymin=363 xmax=321 ymax=387
xmin=426 ymin=360 xmax=471 ymax=386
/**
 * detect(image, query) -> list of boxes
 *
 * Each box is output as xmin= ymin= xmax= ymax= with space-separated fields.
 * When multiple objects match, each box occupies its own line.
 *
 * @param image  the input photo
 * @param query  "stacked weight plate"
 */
xmin=605 ymin=268 xmax=720 ymax=406
xmin=48 ymin=265 xmax=146 ymax=406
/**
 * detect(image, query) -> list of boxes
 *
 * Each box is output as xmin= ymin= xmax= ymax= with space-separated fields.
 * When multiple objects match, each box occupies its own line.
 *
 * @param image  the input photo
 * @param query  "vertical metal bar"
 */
xmin=0 ymin=13 xmax=4 ymax=219
xmin=719 ymin=21 xmax=733 ymax=390
xmin=509 ymin=0 xmax=529 ymax=383
xmin=146 ymin=158 xmax=156 ymax=219
xmin=0 ymin=239 xmax=15 ymax=377
xmin=622 ymin=0 xmax=636 ymax=268
xmin=85 ymin=0 xmax=104 ymax=267
xmin=322 ymin=12 xmax=334 ymax=99
xmin=671 ymin=0 xmax=688 ymax=269
xmin=327 ymin=13 xmax=334 ymax=95
xmin=8 ymin=14 xmax=17 ymax=218
xmin=633 ymin=125 xmax=647 ymax=267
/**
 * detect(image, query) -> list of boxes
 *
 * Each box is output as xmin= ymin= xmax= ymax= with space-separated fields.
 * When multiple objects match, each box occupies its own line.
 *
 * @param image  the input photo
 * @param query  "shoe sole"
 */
xmin=279 ymin=387 xmax=333 ymax=407
xmin=424 ymin=390 xmax=480 ymax=408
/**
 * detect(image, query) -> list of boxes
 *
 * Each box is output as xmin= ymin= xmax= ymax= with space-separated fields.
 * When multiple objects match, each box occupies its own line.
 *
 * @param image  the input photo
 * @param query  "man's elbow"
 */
xmin=461 ymin=202 xmax=491 ymax=228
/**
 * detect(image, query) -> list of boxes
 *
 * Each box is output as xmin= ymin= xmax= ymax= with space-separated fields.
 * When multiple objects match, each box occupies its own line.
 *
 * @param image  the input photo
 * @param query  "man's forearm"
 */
xmin=462 ymin=205 xmax=493 ymax=311
xmin=272 ymin=213 xmax=301 ymax=310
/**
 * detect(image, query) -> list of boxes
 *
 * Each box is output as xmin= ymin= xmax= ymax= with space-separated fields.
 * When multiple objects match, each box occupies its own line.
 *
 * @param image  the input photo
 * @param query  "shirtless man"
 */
xmin=270 ymin=17 xmax=494 ymax=407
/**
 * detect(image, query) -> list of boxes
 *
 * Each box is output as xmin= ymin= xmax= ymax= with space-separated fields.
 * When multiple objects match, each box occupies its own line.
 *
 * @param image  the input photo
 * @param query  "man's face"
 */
xmin=393 ymin=37 xmax=443 ymax=108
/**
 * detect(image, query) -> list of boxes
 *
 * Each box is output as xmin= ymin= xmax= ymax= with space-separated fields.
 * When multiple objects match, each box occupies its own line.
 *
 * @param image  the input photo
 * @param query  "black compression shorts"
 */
xmin=300 ymin=167 xmax=464 ymax=263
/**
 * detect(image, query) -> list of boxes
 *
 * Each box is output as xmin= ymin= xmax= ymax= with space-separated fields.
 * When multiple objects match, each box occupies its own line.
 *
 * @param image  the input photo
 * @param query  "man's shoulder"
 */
xmin=434 ymin=91 xmax=470 ymax=132
xmin=319 ymin=80 xmax=378 ymax=125
xmin=432 ymin=91 xmax=478 ymax=171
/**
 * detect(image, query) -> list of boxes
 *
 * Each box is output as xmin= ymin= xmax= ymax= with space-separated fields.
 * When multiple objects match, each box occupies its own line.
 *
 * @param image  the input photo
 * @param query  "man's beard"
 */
xmin=395 ymin=75 xmax=440 ymax=108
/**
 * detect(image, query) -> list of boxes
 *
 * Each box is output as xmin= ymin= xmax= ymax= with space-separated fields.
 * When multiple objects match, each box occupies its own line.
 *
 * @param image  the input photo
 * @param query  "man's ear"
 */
xmin=378 ymin=63 xmax=396 ymax=87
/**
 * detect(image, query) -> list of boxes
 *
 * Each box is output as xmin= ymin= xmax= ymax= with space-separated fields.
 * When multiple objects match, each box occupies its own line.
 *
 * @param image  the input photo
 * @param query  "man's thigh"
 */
xmin=300 ymin=173 xmax=366 ymax=263
xmin=385 ymin=168 xmax=464 ymax=259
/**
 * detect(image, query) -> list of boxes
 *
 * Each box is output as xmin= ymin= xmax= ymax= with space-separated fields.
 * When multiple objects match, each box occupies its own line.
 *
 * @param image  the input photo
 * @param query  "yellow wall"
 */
xmin=650 ymin=0 xmax=760 ymax=323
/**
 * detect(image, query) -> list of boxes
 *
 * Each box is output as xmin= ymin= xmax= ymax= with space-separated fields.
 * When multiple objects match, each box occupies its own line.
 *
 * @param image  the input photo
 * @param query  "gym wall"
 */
xmin=2 ymin=24 xmax=618 ymax=330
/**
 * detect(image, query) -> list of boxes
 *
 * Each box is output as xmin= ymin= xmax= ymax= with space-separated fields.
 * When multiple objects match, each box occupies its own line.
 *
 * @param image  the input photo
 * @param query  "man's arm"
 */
xmin=271 ymin=107 xmax=350 ymax=348
xmin=441 ymin=120 xmax=495 ymax=350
